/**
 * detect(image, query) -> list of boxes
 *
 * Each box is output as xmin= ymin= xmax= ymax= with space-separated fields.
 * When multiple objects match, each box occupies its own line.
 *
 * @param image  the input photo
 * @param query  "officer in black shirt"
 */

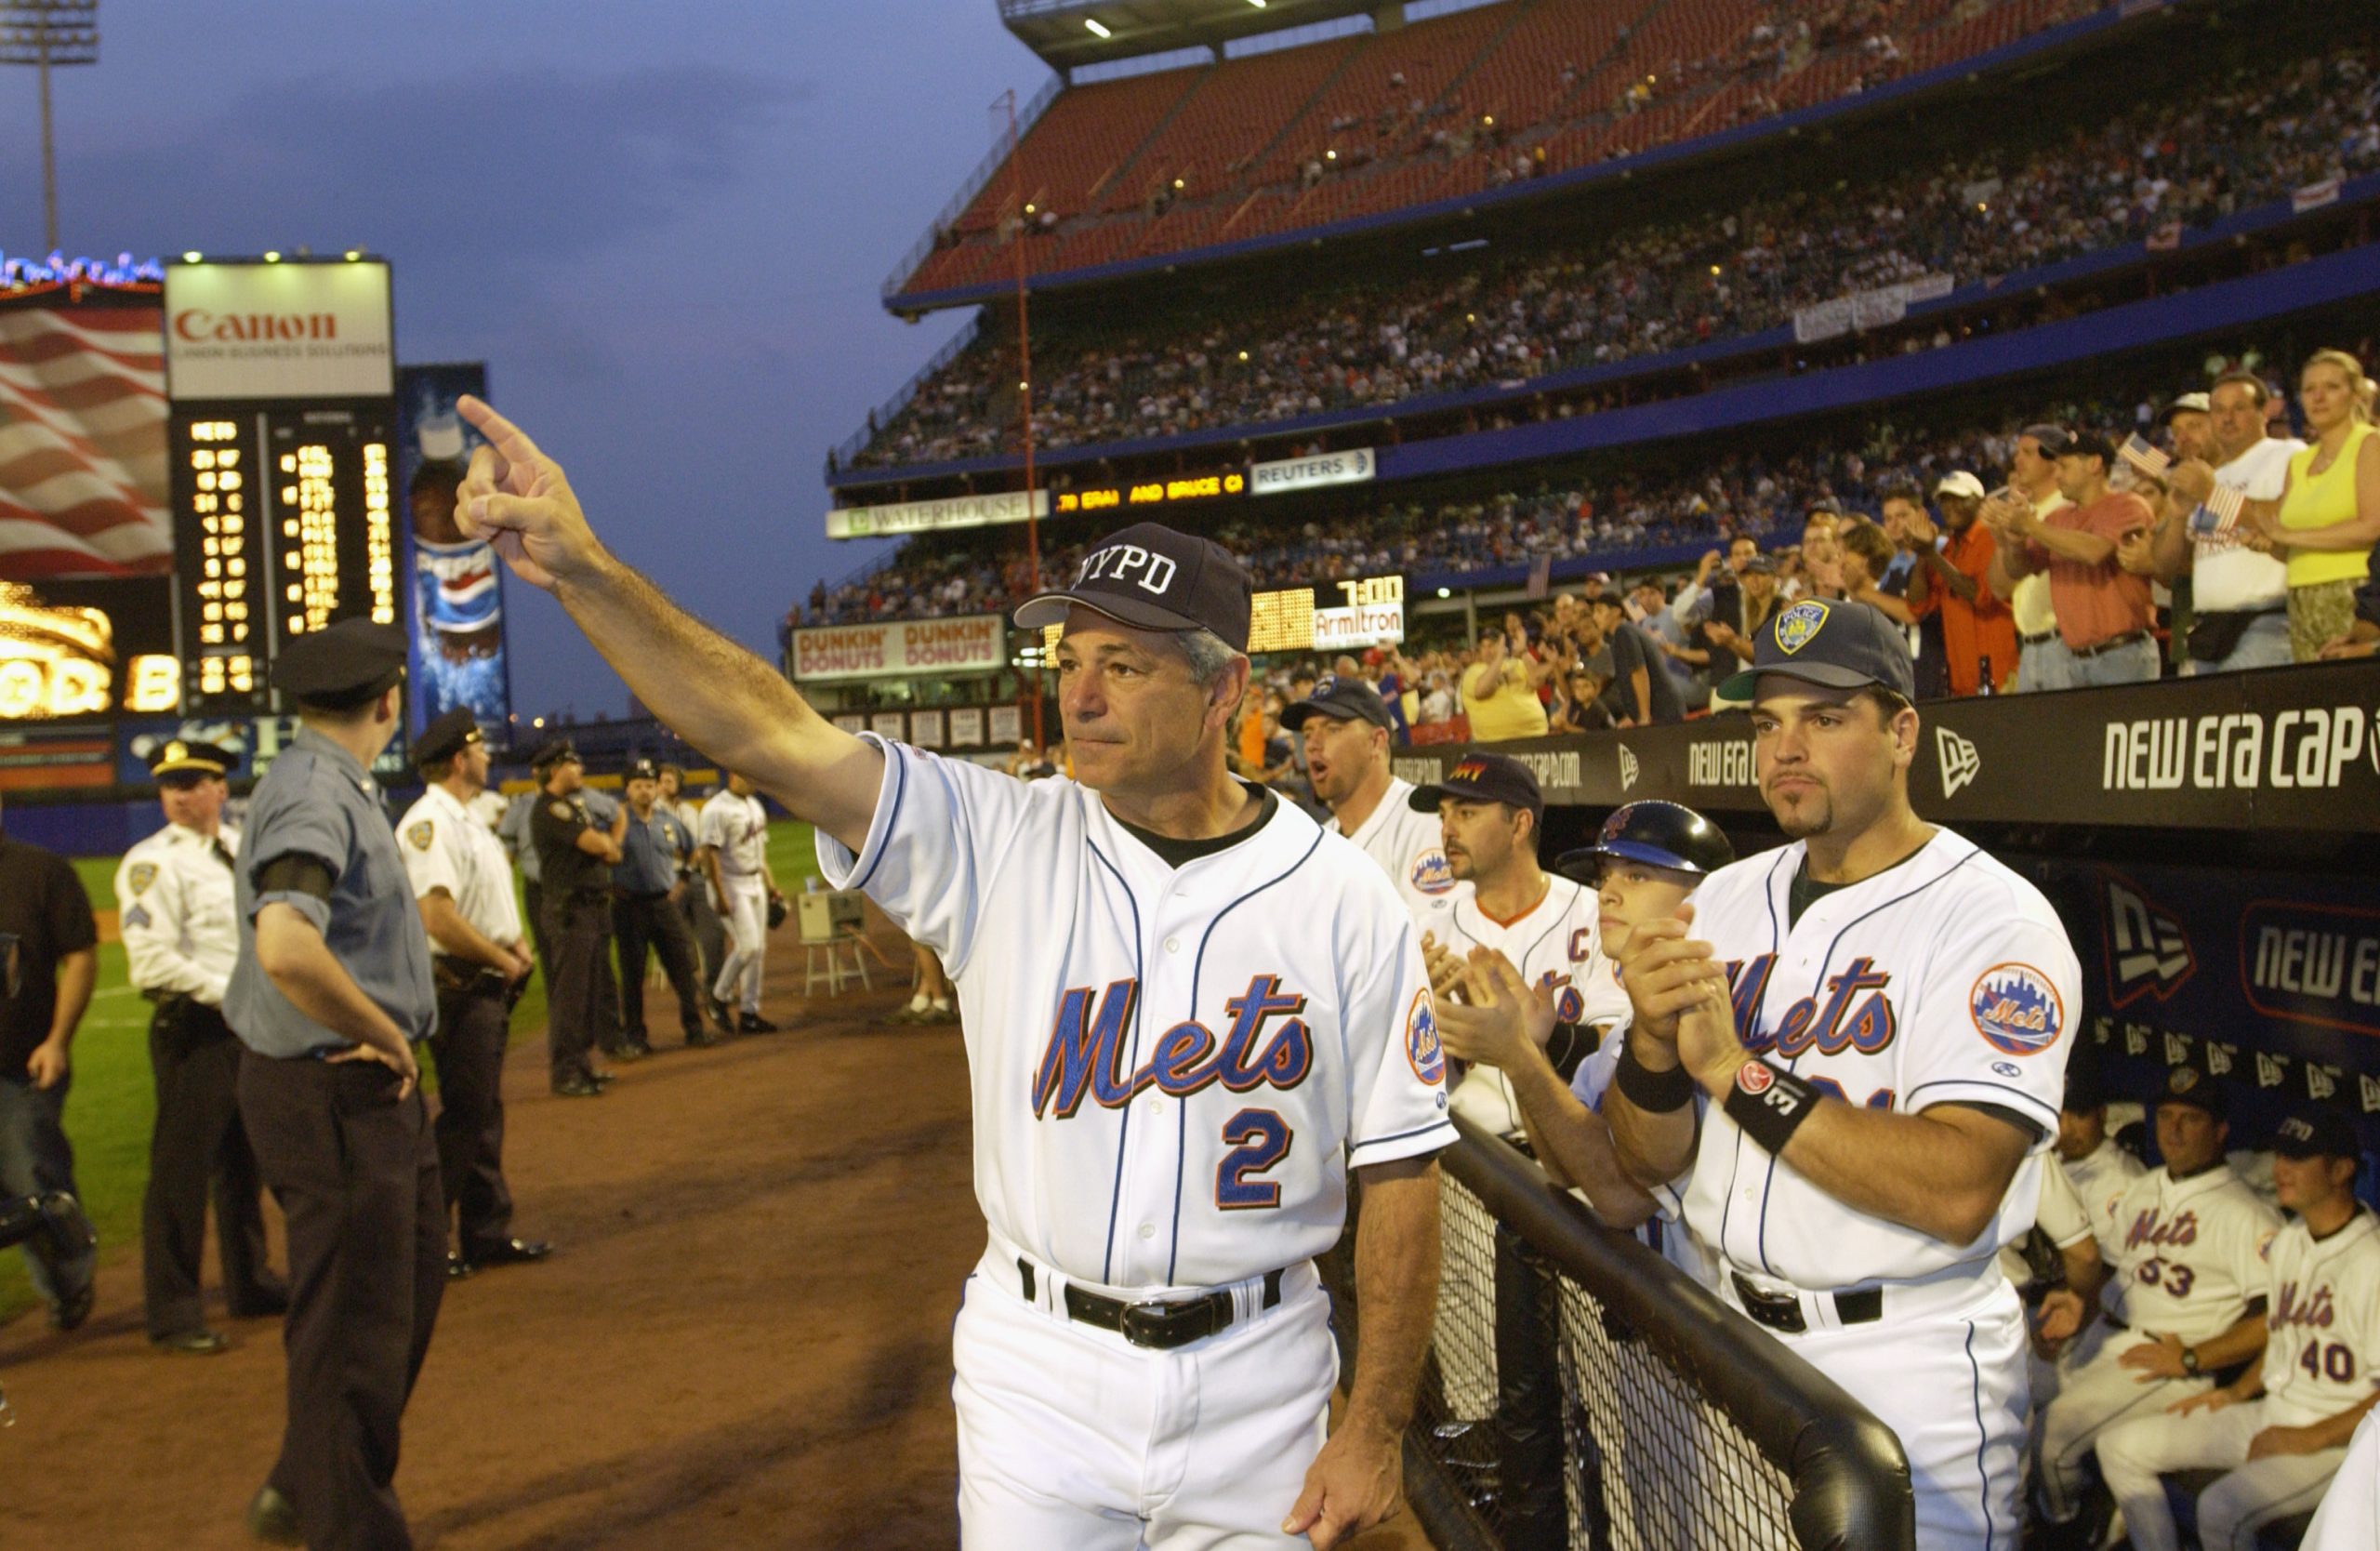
xmin=224 ymin=619 xmax=443 ymax=1551
xmin=529 ymin=740 xmax=627 ymax=1096
xmin=0 ymin=789 xmax=99 ymax=1332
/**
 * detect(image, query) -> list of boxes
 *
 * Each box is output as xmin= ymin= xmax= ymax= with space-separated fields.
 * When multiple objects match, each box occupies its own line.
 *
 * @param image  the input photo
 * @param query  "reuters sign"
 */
xmin=163 ymin=260 xmax=394 ymax=400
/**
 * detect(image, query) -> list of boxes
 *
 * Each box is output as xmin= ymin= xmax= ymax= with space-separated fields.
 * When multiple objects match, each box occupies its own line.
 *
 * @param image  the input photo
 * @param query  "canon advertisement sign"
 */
xmin=163 ymin=258 xmax=394 ymax=400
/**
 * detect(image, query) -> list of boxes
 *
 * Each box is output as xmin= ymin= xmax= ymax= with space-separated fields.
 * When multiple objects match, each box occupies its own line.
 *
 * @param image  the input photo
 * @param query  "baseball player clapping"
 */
xmin=450 ymin=398 xmax=1454 ymax=1550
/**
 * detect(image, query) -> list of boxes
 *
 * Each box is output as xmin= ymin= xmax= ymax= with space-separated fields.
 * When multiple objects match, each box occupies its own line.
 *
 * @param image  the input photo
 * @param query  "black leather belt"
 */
xmin=1731 ymin=1272 xmax=1882 ymax=1335
xmin=1021 ymin=1258 xmax=1282 ymax=1350
xmin=2073 ymin=629 xmax=2149 ymax=658
xmin=2020 ymin=630 xmax=2056 ymax=646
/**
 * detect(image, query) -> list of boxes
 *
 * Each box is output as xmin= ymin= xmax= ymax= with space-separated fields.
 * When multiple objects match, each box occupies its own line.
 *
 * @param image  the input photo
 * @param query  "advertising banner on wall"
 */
xmin=825 ymin=488 xmax=1049 ymax=539
xmin=395 ymin=365 xmax=510 ymax=735
xmin=163 ymin=259 xmax=394 ymax=401
xmin=789 ymin=615 xmax=1006 ymax=683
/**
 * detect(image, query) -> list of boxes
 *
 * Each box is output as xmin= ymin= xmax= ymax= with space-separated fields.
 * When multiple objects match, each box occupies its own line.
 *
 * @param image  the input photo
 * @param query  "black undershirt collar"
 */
xmin=1112 ymin=784 xmax=1278 ymax=868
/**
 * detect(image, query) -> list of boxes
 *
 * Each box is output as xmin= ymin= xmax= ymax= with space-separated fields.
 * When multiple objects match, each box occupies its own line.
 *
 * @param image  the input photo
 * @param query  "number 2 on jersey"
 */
xmin=1217 ymin=1107 xmax=1293 ymax=1209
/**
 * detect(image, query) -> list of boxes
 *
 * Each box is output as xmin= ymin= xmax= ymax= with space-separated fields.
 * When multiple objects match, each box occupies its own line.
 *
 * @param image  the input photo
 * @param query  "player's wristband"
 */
xmin=1613 ymin=1043 xmax=1697 ymax=1113
xmin=1722 ymin=1059 xmax=1822 ymax=1156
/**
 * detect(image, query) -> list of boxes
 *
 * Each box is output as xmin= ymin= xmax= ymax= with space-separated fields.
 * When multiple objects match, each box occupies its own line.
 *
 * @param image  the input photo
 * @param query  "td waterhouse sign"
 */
xmin=790 ymin=614 xmax=1007 ymax=683
xmin=164 ymin=258 xmax=395 ymax=400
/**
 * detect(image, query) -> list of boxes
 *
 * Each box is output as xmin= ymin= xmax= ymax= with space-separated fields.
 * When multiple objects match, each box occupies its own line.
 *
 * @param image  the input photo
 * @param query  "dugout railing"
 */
xmin=1323 ymin=1119 xmax=1913 ymax=1551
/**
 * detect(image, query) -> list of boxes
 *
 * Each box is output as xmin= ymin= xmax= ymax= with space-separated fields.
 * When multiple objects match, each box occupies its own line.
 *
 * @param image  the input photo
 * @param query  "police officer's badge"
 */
xmin=549 ymin=801 xmax=574 ymax=820
xmin=128 ymin=861 xmax=157 ymax=894
xmin=1773 ymin=599 xmax=1831 ymax=655
xmin=407 ymin=821 xmax=435 ymax=852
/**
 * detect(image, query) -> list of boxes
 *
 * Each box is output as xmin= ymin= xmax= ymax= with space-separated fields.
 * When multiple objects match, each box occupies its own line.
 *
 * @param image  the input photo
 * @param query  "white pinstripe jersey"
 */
xmin=2260 ymin=1207 xmax=2380 ymax=1430
xmin=819 ymin=736 xmax=1454 ymax=1293
xmin=1677 ymin=829 xmax=2082 ymax=1289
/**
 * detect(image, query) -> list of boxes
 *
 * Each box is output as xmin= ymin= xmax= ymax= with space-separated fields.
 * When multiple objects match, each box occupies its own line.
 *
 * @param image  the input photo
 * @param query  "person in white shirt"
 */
xmin=397 ymin=708 xmax=551 ymax=1276
xmin=2135 ymin=371 xmax=2306 ymax=674
xmin=1284 ymin=675 xmax=1461 ymax=929
xmin=698 ymin=772 xmax=784 ymax=1033
xmin=114 ymin=739 xmax=285 ymax=1353
xmin=2095 ymin=1107 xmax=2378 ymax=1551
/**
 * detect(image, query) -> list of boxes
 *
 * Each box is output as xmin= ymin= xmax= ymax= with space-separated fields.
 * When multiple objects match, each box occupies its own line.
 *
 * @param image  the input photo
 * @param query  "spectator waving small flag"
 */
xmin=2119 ymin=433 xmax=2171 ymax=481
xmin=2203 ymin=484 xmax=2245 ymax=535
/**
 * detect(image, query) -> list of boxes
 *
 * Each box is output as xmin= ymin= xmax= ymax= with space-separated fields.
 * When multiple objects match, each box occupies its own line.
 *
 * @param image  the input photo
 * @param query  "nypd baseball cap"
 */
xmin=1408 ymin=751 xmax=1543 ymax=825
xmin=1013 ymin=522 xmax=1251 ymax=653
xmin=2269 ymin=1107 xmax=2359 ymax=1160
xmin=1713 ymin=597 xmax=1916 ymax=704
xmin=1282 ymin=675 xmax=1394 ymax=734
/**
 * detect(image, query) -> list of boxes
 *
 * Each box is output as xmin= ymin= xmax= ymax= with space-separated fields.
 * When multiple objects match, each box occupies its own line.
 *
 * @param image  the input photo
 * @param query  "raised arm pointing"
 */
xmin=452 ymin=396 xmax=881 ymax=853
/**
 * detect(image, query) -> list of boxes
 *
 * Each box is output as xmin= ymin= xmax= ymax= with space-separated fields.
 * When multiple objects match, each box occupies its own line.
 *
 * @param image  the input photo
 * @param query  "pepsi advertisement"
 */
xmin=395 ymin=363 xmax=510 ymax=736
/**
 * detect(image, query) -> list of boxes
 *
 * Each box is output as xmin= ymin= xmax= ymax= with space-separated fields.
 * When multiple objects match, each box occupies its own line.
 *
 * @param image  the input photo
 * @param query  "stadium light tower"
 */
xmin=0 ymin=0 xmax=98 ymax=253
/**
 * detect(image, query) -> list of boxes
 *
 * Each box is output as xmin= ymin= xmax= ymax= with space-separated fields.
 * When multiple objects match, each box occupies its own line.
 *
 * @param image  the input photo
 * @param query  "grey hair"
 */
xmin=1175 ymin=628 xmax=1243 ymax=687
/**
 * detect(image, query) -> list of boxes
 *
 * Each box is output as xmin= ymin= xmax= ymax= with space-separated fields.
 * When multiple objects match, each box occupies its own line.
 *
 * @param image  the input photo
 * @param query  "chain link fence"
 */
xmin=1324 ymin=1120 xmax=1912 ymax=1551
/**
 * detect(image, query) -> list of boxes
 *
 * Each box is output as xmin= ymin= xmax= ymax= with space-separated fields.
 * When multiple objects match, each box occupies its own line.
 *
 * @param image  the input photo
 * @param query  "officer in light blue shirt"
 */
xmin=612 ymin=757 xmax=723 ymax=1050
xmin=221 ymin=619 xmax=444 ymax=1551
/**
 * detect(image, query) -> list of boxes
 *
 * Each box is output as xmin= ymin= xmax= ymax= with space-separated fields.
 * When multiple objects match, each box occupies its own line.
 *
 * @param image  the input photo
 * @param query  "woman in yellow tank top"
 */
xmin=2251 ymin=351 xmax=2380 ymax=660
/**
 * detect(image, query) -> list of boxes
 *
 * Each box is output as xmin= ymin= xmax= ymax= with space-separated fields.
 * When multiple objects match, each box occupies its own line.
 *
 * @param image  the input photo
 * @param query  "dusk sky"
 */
xmin=0 ymin=0 xmax=1051 ymax=718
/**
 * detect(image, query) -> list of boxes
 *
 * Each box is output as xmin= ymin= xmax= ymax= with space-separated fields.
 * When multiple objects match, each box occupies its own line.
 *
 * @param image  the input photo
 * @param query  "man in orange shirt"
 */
xmin=1987 ymin=429 xmax=2160 ymax=688
xmin=1896 ymin=471 xmax=2017 ymax=695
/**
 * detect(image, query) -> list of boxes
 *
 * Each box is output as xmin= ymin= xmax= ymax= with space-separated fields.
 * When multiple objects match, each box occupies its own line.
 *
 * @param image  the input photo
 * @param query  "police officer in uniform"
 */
xmin=496 ymin=778 xmax=549 ymax=984
xmin=396 ymin=709 xmax=553 ymax=1279
xmin=224 ymin=619 xmax=444 ymax=1551
xmin=658 ymin=762 xmax=726 ymax=992
xmin=530 ymin=739 xmax=627 ymax=1096
xmin=615 ymin=757 xmax=722 ymax=1049
xmin=114 ymin=739 xmax=286 ymax=1354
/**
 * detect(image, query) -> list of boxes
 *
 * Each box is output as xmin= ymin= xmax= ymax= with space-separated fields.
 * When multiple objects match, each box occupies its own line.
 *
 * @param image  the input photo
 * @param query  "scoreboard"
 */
xmin=171 ymin=405 xmax=399 ymax=712
xmin=1249 ymin=575 xmax=1406 ymax=655
xmin=162 ymin=256 xmax=400 ymax=716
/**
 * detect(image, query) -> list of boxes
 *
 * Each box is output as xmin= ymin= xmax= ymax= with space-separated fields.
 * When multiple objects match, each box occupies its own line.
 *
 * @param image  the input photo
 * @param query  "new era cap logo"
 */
xmin=1935 ymin=727 xmax=1980 ymax=798
xmin=2103 ymin=874 xmax=2194 ymax=1006
xmin=1077 ymin=543 xmax=1177 ymax=596
xmin=1619 ymin=745 xmax=1639 ymax=791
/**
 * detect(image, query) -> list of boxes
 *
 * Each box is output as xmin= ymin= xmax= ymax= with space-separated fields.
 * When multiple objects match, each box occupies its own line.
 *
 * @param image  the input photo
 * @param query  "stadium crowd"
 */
xmin=807 ymin=338 xmax=2379 ymax=745
xmin=850 ymin=38 xmax=2378 ymax=470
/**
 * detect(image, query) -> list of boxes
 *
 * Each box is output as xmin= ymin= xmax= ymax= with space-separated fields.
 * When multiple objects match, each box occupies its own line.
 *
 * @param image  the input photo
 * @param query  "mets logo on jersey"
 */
xmin=407 ymin=821 xmax=435 ymax=853
xmin=1409 ymin=847 xmax=1457 ymax=895
xmin=127 ymin=861 xmax=157 ymax=894
xmin=1773 ymin=600 xmax=1830 ymax=655
xmin=1970 ymin=963 xmax=2064 ymax=1055
xmin=1406 ymin=988 xmax=1446 ymax=1085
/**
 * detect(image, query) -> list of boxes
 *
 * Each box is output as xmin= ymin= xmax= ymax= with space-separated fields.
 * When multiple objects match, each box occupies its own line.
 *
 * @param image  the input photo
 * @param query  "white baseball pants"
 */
xmin=954 ymin=1247 xmax=1336 ymax=1550
xmin=1728 ymin=1269 xmax=2030 ymax=1551
xmin=2031 ymin=1331 xmax=2207 ymax=1521
xmin=2096 ymin=1399 xmax=2347 ymax=1551
xmin=712 ymin=877 xmax=766 ymax=1014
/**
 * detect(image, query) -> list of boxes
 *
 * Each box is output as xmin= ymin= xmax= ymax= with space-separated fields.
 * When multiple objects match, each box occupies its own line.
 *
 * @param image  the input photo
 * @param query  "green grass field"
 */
xmin=0 ymin=818 xmax=821 ymax=1324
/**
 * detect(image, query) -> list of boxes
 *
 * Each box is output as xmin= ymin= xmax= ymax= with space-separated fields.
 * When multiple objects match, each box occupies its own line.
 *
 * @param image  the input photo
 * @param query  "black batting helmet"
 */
xmin=1553 ymin=801 xmax=1735 ymax=884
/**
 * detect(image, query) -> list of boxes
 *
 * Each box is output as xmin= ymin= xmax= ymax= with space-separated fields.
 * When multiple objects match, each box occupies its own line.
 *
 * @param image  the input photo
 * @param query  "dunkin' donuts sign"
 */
xmin=791 ymin=614 xmax=1007 ymax=683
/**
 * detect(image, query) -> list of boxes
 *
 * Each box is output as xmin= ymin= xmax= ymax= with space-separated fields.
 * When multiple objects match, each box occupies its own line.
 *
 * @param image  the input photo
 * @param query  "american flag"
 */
xmin=0 ymin=303 xmax=170 ymax=579
xmin=2119 ymin=433 xmax=2170 ymax=481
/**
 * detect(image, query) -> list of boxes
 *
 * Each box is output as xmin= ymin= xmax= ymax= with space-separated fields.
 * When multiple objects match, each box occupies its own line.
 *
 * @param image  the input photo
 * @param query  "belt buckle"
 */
xmin=1119 ymin=1299 xmax=1182 ymax=1348
xmin=1733 ymin=1274 xmax=1806 ymax=1335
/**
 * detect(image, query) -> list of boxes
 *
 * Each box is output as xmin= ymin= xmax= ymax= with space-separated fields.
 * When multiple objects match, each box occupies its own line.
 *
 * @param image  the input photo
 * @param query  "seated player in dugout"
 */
xmin=1435 ymin=800 xmax=1735 ymax=1243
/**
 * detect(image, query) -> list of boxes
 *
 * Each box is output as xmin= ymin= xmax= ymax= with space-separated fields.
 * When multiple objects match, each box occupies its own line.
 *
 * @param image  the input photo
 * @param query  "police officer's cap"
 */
xmin=625 ymin=758 xmax=660 ymax=782
xmin=271 ymin=618 xmax=406 ymax=709
xmin=413 ymin=708 xmax=485 ymax=769
xmin=150 ymin=738 xmax=234 ymax=782
xmin=529 ymin=737 xmax=581 ymax=773
xmin=1554 ymin=800 xmax=1734 ymax=884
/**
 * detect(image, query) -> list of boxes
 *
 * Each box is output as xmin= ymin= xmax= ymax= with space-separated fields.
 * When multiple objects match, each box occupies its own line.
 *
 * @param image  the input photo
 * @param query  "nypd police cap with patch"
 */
xmin=412 ymin=707 xmax=485 ymax=770
xmin=2269 ymin=1107 xmax=2358 ymax=1161
xmin=1012 ymin=522 xmax=1251 ymax=654
xmin=1715 ymin=595 xmax=1916 ymax=704
xmin=270 ymin=617 xmax=407 ymax=709
xmin=529 ymin=738 xmax=581 ymax=774
xmin=2155 ymin=1063 xmax=2226 ymax=1120
xmin=149 ymin=738 xmax=235 ymax=783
